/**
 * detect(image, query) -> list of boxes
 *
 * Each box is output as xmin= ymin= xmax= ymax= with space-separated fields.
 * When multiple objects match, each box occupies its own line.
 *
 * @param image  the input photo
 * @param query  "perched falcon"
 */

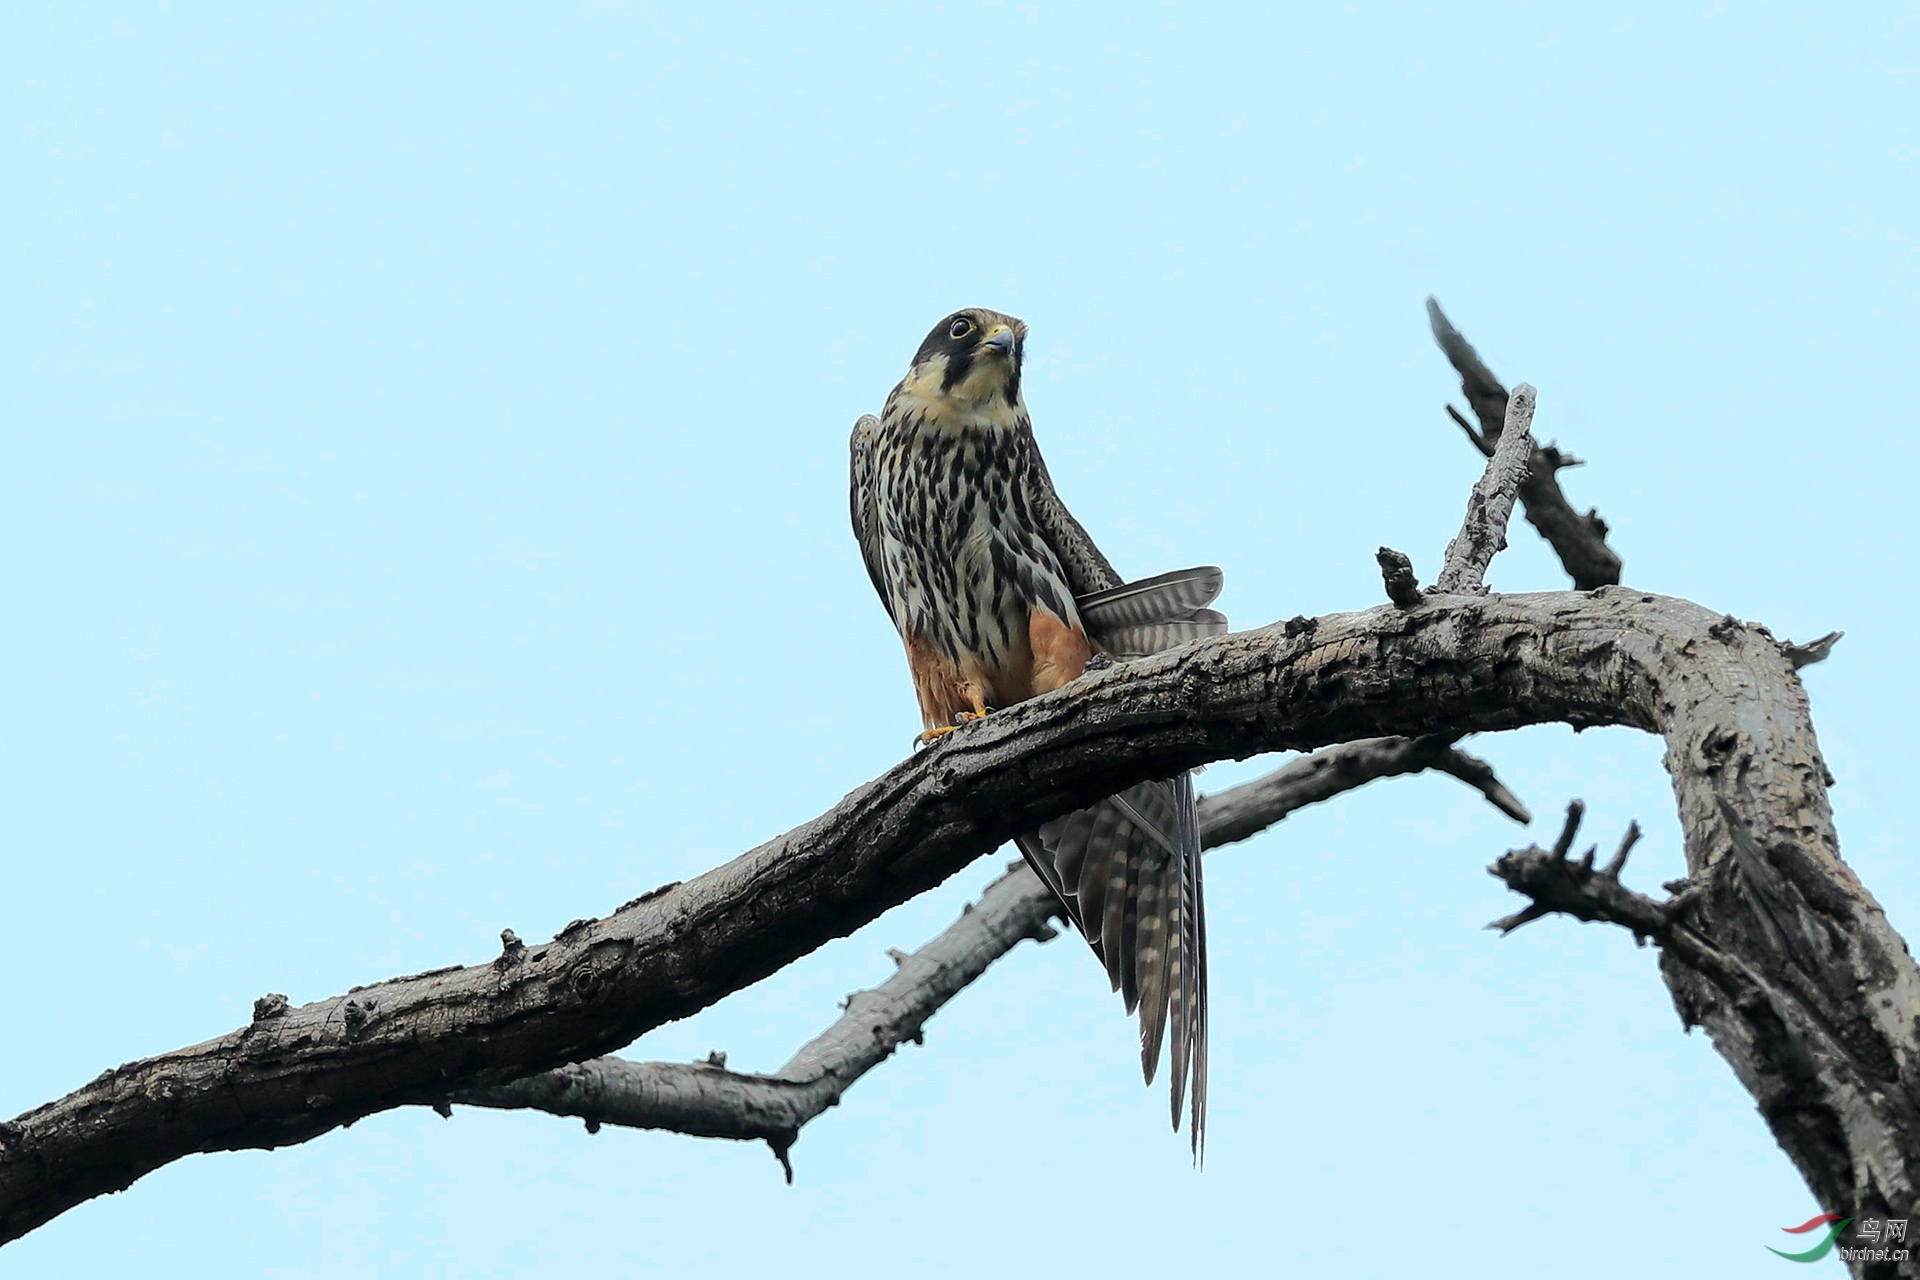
xmin=849 ymin=307 xmax=1226 ymax=1157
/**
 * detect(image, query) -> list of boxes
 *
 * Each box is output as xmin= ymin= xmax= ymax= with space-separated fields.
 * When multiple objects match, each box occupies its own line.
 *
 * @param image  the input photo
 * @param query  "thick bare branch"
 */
xmin=4 ymin=589 xmax=1911 ymax=1251
xmin=460 ymin=735 xmax=1530 ymax=1160
xmin=1433 ymin=383 xmax=1536 ymax=594
xmin=1427 ymin=298 xmax=1623 ymax=589
xmin=462 ymin=864 xmax=1058 ymax=1178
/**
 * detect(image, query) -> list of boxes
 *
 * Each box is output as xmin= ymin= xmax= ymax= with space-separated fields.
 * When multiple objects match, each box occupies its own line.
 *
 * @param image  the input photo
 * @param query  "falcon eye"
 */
xmin=948 ymin=317 xmax=974 ymax=339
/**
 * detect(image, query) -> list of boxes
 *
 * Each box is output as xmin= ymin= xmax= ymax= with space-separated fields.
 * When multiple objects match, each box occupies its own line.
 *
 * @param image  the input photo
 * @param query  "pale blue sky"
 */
xmin=4 ymin=3 xmax=1915 ymax=1276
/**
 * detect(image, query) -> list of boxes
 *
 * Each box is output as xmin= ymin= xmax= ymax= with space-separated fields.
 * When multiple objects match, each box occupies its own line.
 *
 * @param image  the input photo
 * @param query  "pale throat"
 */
xmin=896 ymin=360 xmax=1026 ymax=435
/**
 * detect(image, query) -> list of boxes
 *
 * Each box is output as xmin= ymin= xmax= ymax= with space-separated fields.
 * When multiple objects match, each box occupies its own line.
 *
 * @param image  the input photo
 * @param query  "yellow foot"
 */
xmin=914 ymin=709 xmax=991 ymax=748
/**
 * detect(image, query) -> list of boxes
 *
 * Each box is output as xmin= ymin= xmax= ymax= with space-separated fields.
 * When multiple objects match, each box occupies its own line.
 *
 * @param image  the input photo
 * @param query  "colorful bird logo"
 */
xmin=1769 ymin=1214 xmax=1853 ymax=1262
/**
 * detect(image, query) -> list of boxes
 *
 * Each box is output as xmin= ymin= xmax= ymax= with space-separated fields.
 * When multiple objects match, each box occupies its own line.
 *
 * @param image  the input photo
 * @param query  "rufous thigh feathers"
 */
xmin=903 ymin=632 xmax=966 ymax=732
xmin=903 ymin=610 xmax=1088 ymax=733
xmin=1029 ymin=607 xmax=1092 ymax=696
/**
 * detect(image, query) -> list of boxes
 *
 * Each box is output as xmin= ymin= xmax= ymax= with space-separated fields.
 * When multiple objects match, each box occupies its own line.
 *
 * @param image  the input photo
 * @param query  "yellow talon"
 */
xmin=914 ymin=707 xmax=992 ymax=748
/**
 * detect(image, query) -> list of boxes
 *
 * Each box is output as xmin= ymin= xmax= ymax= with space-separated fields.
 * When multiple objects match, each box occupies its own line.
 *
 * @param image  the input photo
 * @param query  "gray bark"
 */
xmin=458 ymin=735 xmax=1530 ymax=1172
xmin=1428 ymin=298 xmax=1623 ymax=589
xmin=1434 ymin=382 xmax=1535 ymax=594
xmin=5 ymin=585 xmax=1909 ymax=1273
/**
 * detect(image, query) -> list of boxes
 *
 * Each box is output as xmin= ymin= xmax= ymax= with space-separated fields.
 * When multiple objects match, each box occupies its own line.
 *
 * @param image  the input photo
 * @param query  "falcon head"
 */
xmin=904 ymin=308 xmax=1028 ymax=409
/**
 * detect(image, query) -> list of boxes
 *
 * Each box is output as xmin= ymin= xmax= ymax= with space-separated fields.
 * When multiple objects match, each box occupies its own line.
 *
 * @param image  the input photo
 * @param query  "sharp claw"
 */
xmin=914 ymin=708 xmax=991 ymax=748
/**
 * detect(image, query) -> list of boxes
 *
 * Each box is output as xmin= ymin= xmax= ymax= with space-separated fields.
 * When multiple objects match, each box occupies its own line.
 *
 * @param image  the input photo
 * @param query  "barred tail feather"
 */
xmin=1017 ymin=773 xmax=1210 ymax=1162
xmin=1097 ymin=610 xmax=1229 ymax=659
xmin=1075 ymin=566 xmax=1222 ymax=630
xmin=1175 ymin=770 xmax=1208 ymax=1161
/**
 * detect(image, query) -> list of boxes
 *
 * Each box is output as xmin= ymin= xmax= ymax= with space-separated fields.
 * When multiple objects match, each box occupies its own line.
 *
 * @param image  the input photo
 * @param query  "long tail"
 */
xmin=1017 ymin=774 xmax=1209 ymax=1160
xmin=1014 ymin=565 xmax=1222 ymax=1159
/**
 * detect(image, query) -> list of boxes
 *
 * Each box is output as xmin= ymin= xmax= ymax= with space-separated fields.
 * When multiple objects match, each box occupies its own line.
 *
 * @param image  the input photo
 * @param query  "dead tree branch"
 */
xmin=1488 ymin=801 xmax=1667 ymax=940
xmin=1427 ymin=298 xmax=1623 ymax=588
xmin=1434 ymin=382 xmax=1536 ymax=594
xmin=455 ymin=859 xmax=1054 ymax=1185
xmin=459 ymin=735 xmax=1530 ymax=1167
xmin=1784 ymin=630 xmax=1845 ymax=669
xmin=0 ymin=301 xmax=1895 ymax=1273
xmin=1487 ymin=777 xmax=1918 ymax=1280
xmin=458 ymin=862 xmax=1057 ymax=1182
xmin=1199 ymin=733 xmax=1531 ymax=839
xmin=5 ymin=583 xmax=1903 ymax=1246
xmin=1486 ymin=803 xmax=1769 ymax=1003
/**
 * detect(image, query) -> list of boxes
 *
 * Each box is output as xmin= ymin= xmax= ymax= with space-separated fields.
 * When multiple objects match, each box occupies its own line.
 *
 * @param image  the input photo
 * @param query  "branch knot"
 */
xmin=1376 ymin=548 xmax=1422 ymax=609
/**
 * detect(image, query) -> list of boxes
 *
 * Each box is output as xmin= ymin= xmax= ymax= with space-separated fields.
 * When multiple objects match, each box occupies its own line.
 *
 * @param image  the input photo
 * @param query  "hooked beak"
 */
xmin=980 ymin=325 xmax=1016 ymax=357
